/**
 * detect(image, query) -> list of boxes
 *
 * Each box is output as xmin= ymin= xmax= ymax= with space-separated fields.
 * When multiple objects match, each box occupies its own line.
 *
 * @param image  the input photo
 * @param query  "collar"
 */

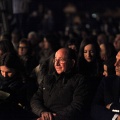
xmin=53 ymin=71 xmax=74 ymax=83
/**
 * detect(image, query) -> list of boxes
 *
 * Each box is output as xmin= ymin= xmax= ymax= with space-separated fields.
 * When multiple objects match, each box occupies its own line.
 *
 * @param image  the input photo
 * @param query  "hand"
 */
xmin=106 ymin=104 xmax=111 ymax=110
xmin=108 ymin=102 xmax=120 ymax=112
xmin=117 ymin=115 xmax=120 ymax=120
xmin=37 ymin=117 xmax=42 ymax=120
xmin=37 ymin=112 xmax=56 ymax=120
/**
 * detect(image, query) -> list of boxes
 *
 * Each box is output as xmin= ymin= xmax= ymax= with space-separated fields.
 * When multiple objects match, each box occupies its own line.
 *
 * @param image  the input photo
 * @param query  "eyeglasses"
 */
xmin=18 ymin=47 xmax=28 ymax=49
xmin=53 ymin=58 xmax=67 ymax=64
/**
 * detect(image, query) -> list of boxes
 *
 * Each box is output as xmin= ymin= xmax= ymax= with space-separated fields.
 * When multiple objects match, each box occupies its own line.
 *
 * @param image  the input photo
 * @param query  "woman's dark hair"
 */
xmin=0 ymin=52 xmax=19 ymax=70
xmin=78 ymin=38 xmax=100 ymax=60
xmin=77 ymin=38 xmax=102 ymax=75
xmin=0 ymin=40 xmax=16 ymax=55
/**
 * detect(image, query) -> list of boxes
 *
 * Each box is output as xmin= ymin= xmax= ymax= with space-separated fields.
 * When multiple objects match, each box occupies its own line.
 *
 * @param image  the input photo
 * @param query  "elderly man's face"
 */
xmin=115 ymin=51 xmax=120 ymax=76
xmin=54 ymin=49 xmax=68 ymax=74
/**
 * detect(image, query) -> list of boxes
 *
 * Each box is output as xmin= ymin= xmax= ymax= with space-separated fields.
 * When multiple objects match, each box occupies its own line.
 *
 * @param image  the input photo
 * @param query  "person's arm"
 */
xmin=91 ymin=78 xmax=115 ymax=120
xmin=112 ymin=114 xmax=119 ymax=120
xmin=30 ymin=81 xmax=48 ymax=117
xmin=54 ymin=76 xmax=88 ymax=120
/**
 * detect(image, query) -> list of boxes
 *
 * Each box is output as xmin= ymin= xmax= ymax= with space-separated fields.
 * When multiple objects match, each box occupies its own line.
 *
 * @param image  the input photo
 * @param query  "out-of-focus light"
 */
xmin=86 ymin=24 xmax=90 ymax=29
xmin=92 ymin=13 xmax=97 ymax=18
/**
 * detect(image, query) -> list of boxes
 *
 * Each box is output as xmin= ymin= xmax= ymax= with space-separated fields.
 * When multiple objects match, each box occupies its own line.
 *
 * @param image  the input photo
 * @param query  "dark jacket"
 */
xmin=0 ymin=73 xmax=23 ymax=96
xmin=0 ymin=73 xmax=29 ymax=119
xmin=91 ymin=75 xmax=120 ymax=120
xmin=31 ymin=72 xmax=88 ymax=120
xmin=0 ymin=73 xmax=27 ymax=105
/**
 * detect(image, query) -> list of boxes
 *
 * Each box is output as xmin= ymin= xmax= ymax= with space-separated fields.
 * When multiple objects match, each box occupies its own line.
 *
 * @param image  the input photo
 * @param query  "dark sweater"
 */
xmin=31 ymin=72 xmax=88 ymax=120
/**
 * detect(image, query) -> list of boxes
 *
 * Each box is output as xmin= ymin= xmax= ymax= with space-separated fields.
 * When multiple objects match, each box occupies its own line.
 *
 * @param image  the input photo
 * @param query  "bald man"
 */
xmin=91 ymin=51 xmax=120 ymax=120
xmin=31 ymin=48 xmax=88 ymax=120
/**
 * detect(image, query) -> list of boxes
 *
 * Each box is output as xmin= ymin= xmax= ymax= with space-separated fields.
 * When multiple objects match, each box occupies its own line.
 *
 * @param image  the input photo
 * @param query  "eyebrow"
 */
xmin=54 ymin=57 xmax=66 ymax=59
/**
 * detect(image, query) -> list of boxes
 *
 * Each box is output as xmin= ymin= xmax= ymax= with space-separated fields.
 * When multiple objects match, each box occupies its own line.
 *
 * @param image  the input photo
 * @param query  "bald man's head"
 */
xmin=54 ymin=48 xmax=76 ymax=74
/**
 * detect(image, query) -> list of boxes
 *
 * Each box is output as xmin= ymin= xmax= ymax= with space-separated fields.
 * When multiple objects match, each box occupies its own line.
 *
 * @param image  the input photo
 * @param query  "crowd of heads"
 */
xmin=0 ymin=1 xmax=120 ymax=119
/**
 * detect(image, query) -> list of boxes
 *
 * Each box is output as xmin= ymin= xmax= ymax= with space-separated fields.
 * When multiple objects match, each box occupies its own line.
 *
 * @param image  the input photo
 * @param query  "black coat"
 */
xmin=0 ymin=73 xmax=29 ymax=119
xmin=0 ymin=73 xmax=24 ymax=100
xmin=91 ymin=75 xmax=120 ymax=120
xmin=31 ymin=72 xmax=88 ymax=120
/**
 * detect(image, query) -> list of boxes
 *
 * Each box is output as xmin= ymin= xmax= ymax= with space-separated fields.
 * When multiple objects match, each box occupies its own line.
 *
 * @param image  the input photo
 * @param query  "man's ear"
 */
xmin=71 ymin=59 xmax=75 ymax=67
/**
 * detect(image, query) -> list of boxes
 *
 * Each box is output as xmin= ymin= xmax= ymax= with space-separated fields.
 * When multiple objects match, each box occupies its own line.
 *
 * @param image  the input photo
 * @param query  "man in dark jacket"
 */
xmin=31 ymin=48 xmax=88 ymax=120
xmin=91 ymin=51 xmax=120 ymax=120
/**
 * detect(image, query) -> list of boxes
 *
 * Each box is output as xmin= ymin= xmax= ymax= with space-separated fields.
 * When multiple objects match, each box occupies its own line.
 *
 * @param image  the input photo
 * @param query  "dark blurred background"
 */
xmin=0 ymin=0 xmax=120 ymax=36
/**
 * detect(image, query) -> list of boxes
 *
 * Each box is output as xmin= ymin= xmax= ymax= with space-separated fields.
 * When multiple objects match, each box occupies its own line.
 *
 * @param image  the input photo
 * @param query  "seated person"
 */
xmin=0 ymin=53 xmax=30 ymax=119
xmin=30 ymin=48 xmax=88 ymax=120
xmin=18 ymin=39 xmax=38 ymax=77
xmin=91 ymin=51 xmax=120 ymax=120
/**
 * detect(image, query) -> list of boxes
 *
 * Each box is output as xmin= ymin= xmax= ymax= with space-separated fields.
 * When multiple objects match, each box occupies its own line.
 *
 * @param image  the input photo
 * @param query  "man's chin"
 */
xmin=116 ymin=72 xmax=120 ymax=77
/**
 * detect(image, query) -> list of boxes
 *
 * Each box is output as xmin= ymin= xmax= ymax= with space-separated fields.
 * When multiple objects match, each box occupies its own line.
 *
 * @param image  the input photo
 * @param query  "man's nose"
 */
xmin=114 ymin=61 xmax=117 ymax=66
xmin=3 ymin=72 xmax=7 ymax=77
xmin=21 ymin=48 xmax=24 ymax=51
xmin=55 ymin=60 xmax=60 ymax=66
xmin=114 ymin=60 xmax=120 ymax=66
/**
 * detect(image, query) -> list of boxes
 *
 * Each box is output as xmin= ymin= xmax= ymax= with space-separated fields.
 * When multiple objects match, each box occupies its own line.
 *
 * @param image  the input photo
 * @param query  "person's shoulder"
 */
xmin=72 ymin=73 xmax=87 ymax=83
xmin=103 ymin=75 xmax=117 ymax=81
xmin=43 ymin=74 xmax=55 ymax=85
xmin=101 ymin=75 xmax=117 ymax=86
xmin=74 ymin=73 xmax=84 ymax=79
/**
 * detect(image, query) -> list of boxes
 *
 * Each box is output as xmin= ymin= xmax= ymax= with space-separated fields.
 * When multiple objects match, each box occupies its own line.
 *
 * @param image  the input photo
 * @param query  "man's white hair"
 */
xmin=28 ymin=31 xmax=37 ymax=38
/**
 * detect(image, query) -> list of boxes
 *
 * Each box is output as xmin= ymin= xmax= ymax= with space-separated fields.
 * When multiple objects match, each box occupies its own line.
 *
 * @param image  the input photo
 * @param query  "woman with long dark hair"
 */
xmin=77 ymin=38 xmax=103 ymax=77
xmin=77 ymin=38 xmax=103 ymax=120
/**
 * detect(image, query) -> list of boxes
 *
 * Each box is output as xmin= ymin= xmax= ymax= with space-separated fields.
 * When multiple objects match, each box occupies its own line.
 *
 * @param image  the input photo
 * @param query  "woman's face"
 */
xmin=0 ymin=66 xmax=15 ymax=78
xmin=84 ymin=44 xmax=95 ymax=62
